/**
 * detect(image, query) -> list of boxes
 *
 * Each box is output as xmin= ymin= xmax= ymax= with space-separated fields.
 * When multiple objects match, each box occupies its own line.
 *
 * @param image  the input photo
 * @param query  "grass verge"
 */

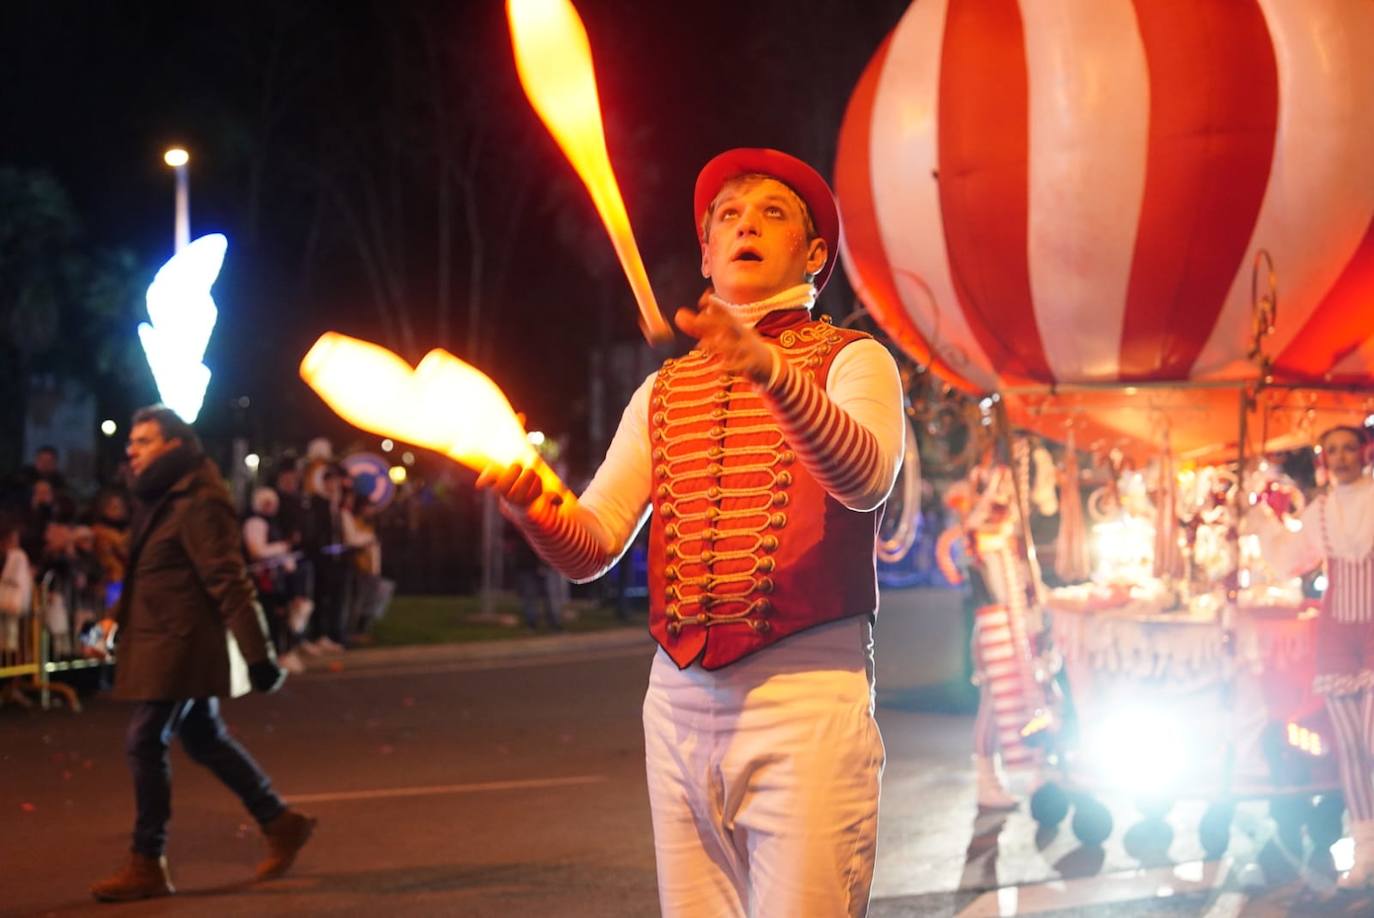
xmin=369 ymin=594 xmax=644 ymax=647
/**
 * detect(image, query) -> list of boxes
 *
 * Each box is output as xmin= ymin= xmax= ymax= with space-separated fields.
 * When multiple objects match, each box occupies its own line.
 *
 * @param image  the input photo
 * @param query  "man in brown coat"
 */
xmin=91 ymin=405 xmax=315 ymax=902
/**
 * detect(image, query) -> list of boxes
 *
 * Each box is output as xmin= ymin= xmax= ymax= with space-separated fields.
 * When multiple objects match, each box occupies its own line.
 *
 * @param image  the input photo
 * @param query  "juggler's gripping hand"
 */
xmin=476 ymin=463 xmax=540 ymax=506
xmin=475 ymin=463 xmax=565 ymax=516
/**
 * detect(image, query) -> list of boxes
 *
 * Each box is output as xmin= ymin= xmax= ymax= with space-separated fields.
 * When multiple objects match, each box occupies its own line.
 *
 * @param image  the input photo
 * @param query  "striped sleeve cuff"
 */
xmin=761 ymin=359 xmax=884 ymax=506
xmin=503 ymin=497 xmax=615 ymax=583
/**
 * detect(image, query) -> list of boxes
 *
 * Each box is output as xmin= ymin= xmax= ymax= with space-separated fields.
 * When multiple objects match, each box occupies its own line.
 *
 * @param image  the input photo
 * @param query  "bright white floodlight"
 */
xmin=138 ymin=233 xmax=226 ymax=423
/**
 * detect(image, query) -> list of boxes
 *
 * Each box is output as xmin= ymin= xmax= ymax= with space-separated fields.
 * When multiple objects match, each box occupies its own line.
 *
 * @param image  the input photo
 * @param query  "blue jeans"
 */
xmin=126 ymin=699 xmax=284 ymax=856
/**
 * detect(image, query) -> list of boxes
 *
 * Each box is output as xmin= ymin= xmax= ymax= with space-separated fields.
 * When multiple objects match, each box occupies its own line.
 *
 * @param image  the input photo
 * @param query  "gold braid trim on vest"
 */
xmin=651 ymin=317 xmax=850 ymax=638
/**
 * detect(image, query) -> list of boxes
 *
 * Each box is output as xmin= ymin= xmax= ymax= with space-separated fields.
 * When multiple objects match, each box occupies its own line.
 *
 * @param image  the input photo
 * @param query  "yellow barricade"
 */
xmin=0 ymin=580 xmax=91 ymax=712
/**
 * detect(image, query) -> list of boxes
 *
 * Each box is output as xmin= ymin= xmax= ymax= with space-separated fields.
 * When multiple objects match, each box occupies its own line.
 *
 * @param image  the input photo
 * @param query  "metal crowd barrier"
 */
xmin=0 ymin=599 xmax=42 ymax=705
xmin=0 ymin=579 xmax=99 ymax=712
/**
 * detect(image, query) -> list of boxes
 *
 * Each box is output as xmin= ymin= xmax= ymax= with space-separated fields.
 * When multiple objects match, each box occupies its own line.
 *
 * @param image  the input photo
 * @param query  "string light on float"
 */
xmin=1090 ymin=514 xmax=1155 ymax=585
xmin=1285 ymin=721 xmax=1327 ymax=757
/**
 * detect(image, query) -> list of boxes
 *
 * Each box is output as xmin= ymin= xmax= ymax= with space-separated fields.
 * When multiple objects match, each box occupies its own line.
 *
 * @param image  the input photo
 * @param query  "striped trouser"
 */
xmin=1324 ymin=691 xmax=1374 ymax=821
xmin=972 ymin=603 xmax=1035 ymax=767
xmin=970 ymin=544 xmax=1036 ymax=766
xmin=1314 ymin=609 xmax=1374 ymax=820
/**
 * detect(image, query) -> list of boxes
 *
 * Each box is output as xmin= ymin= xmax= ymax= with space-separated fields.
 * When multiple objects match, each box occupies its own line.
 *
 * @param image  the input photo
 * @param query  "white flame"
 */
xmin=138 ymin=233 xmax=226 ymax=423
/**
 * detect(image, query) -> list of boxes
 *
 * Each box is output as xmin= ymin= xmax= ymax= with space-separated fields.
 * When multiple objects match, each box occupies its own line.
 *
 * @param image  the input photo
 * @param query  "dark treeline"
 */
xmin=0 ymin=0 xmax=908 ymax=476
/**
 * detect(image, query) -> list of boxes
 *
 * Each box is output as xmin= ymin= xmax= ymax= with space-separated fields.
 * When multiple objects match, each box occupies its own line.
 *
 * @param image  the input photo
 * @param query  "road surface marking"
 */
xmin=284 ymin=775 xmax=607 ymax=805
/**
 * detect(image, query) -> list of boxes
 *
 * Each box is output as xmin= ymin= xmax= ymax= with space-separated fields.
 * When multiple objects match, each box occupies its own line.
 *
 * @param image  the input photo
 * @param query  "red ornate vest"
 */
xmin=647 ymin=312 xmax=882 ymax=670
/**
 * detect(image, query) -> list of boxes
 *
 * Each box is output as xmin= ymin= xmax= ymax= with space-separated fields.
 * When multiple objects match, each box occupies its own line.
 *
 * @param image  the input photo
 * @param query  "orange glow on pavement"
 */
xmin=507 ymin=0 xmax=672 ymax=346
xmin=300 ymin=332 xmax=573 ymax=503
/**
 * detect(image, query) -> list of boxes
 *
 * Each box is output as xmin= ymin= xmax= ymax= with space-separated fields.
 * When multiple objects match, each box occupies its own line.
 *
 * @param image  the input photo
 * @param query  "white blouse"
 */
xmin=1255 ymin=475 xmax=1374 ymax=575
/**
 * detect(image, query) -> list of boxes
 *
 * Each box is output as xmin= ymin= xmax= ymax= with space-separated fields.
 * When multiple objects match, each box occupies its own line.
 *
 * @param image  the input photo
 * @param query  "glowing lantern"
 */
xmin=507 ymin=0 xmax=672 ymax=345
xmin=299 ymin=333 xmax=572 ymax=503
xmin=138 ymin=233 xmax=226 ymax=423
xmin=836 ymin=1 xmax=1374 ymax=456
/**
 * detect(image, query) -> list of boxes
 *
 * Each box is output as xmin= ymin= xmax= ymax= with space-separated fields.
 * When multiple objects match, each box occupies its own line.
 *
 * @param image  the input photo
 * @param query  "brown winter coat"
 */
xmin=113 ymin=457 xmax=271 ymax=700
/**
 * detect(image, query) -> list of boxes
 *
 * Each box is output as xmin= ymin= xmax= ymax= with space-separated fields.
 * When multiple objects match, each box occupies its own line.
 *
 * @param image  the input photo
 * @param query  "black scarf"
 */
xmin=128 ymin=444 xmax=203 ymax=541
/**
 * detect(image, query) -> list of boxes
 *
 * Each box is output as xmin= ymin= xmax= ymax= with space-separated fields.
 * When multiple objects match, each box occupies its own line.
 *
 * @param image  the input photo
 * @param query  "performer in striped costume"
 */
xmin=1252 ymin=425 xmax=1374 ymax=888
xmin=478 ymin=148 xmax=904 ymax=917
xmin=961 ymin=453 xmax=1038 ymax=809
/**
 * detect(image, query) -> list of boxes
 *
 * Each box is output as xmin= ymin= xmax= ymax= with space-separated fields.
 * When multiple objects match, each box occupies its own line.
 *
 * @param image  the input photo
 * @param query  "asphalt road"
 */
xmin=4 ymin=631 xmax=1374 ymax=916
xmin=3 ymin=636 xmax=656 ymax=917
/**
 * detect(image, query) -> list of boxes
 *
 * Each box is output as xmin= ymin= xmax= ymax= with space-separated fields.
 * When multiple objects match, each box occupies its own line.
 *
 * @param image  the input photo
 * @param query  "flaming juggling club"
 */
xmin=299 ymin=332 xmax=574 ymax=504
xmin=507 ymin=0 xmax=674 ymax=346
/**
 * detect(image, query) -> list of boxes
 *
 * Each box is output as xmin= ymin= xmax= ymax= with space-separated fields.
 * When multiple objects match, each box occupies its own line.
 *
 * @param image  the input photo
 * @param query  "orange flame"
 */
xmin=299 ymin=332 xmax=572 ymax=502
xmin=507 ymin=0 xmax=672 ymax=346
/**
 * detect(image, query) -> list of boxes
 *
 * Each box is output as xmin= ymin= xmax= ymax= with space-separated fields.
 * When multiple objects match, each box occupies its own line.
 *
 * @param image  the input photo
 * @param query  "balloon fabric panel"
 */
xmin=937 ymin=0 xmax=1051 ymax=385
xmin=1118 ymin=0 xmax=1278 ymax=381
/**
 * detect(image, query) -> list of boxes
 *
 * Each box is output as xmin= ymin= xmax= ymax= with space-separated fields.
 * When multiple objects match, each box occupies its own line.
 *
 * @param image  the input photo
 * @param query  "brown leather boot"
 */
xmin=90 ymin=853 xmax=174 ymax=902
xmin=256 ymin=809 xmax=317 ymax=880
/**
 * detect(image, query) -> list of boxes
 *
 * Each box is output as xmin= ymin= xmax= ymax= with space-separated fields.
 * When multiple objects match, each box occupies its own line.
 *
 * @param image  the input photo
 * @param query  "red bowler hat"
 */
xmin=694 ymin=147 xmax=841 ymax=293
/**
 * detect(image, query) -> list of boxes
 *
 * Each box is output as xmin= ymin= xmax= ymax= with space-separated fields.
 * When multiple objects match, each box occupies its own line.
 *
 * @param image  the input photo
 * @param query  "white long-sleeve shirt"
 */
xmin=1254 ymin=476 xmax=1374 ymax=576
xmin=514 ymin=317 xmax=906 ymax=583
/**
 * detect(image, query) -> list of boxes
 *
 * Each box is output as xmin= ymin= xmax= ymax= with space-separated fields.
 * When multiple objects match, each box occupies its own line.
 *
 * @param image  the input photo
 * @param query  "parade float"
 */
xmin=835 ymin=0 xmax=1374 ymax=853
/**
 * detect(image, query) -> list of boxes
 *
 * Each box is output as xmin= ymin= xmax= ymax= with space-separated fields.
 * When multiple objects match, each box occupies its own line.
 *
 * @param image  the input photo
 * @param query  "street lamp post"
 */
xmin=163 ymin=147 xmax=190 ymax=253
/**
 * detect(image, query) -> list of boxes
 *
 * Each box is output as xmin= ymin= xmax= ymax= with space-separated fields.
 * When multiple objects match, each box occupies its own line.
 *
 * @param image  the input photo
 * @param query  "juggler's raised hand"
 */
xmin=674 ymin=292 xmax=778 ymax=386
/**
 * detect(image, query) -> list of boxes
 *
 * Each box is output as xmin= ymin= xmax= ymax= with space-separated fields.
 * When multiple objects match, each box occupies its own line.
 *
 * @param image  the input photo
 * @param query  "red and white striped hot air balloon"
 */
xmin=836 ymin=0 xmax=1374 ymax=456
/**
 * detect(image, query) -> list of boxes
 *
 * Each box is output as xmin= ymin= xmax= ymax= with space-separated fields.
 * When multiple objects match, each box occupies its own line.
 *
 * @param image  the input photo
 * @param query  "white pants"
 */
xmin=643 ymin=617 xmax=885 ymax=917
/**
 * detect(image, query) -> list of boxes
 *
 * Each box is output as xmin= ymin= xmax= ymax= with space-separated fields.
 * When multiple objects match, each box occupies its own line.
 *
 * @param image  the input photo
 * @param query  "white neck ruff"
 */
xmin=706 ymin=283 xmax=815 ymax=328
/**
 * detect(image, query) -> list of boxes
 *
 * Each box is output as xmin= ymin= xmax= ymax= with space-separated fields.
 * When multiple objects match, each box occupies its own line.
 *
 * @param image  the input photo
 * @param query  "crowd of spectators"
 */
xmin=242 ymin=442 xmax=395 ymax=673
xmin=0 ymin=447 xmax=121 ymax=669
xmin=0 ymin=438 xmax=395 ymax=695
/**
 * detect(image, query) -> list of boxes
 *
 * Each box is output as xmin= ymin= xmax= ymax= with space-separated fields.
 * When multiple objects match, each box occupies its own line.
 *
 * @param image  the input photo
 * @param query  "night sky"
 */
xmin=1 ymin=0 xmax=910 ymax=472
